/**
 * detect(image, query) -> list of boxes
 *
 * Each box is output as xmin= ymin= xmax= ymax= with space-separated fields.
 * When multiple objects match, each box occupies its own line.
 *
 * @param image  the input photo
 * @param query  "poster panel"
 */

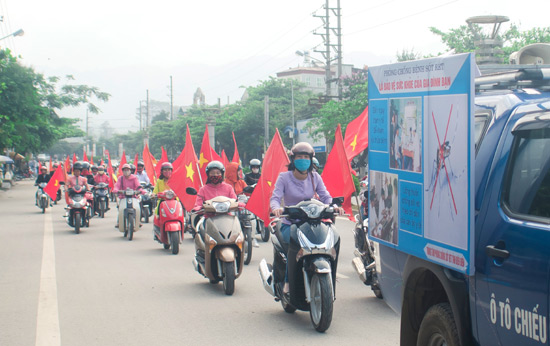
xmin=367 ymin=53 xmax=475 ymax=274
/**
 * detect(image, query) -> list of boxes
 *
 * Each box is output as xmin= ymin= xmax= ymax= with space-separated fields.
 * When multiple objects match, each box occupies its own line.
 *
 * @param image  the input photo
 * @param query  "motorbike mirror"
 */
xmin=186 ymin=187 xmax=198 ymax=195
xmin=331 ymin=196 xmax=344 ymax=206
xmin=243 ymin=186 xmax=254 ymax=194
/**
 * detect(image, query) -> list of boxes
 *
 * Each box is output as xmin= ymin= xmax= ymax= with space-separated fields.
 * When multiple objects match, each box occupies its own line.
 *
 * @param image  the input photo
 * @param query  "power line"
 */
xmin=347 ymin=0 xmax=458 ymax=36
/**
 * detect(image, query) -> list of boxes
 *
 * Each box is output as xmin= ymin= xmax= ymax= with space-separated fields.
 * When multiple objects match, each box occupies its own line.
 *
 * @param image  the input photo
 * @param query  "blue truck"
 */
xmin=372 ymin=66 xmax=550 ymax=346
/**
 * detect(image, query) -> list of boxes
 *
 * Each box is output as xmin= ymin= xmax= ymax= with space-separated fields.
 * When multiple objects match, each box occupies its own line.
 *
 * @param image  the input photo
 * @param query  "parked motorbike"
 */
xmin=65 ymin=184 xmax=89 ymax=234
xmin=117 ymin=188 xmax=141 ymax=241
xmin=140 ymin=182 xmax=154 ymax=223
xmin=187 ymin=187 xmax=245 ymax=296
xmin=351 ymin=213 xmax=383 ymax=299
xmin=153 ymin=190 xmax=184 ymax=254
xmin=259 ymin=197 xmax=343 ymax=332
xmin=93 ymin=182 xmax=110 ymax=218
xmin=36 ymin=182 xmax=50 ymax=213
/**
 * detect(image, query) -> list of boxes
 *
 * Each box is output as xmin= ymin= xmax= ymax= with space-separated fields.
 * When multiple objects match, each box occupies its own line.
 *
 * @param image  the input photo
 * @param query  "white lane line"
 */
xmin=35 ymin=210 xmax=61 ymax=346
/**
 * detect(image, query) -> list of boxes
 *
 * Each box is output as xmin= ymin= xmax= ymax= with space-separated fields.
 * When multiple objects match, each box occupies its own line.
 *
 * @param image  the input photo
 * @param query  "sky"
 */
xmin=2 ymin=0 xmax=549 ymax=134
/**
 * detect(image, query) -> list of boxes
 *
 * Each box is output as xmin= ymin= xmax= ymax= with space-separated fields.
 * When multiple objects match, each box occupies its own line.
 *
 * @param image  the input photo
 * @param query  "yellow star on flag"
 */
xmin=267 ymin=181 xmax=272 ymax=187
xmin=186 ymin=162 xmax=195 ymax=182
xmin=54 ymin=180 xmax=59 ymax=186
xmin=198 ymin=152 xmax=209 ymax=168
xmin=350 ymin=134 xmax=358 ymax=152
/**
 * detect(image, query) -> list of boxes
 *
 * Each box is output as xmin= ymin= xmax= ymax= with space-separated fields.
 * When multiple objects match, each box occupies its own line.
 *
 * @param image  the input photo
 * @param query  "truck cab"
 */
xmin=377 ymin=67 xmax=550 ymax=345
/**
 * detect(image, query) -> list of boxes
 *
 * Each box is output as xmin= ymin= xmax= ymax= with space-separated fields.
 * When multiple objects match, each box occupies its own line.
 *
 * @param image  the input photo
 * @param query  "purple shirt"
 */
xmin=270 ymin=171 xmax=332 ymax=224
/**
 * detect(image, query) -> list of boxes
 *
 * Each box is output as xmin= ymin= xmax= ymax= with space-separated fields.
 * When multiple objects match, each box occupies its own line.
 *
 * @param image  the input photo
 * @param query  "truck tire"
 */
xmin=417 ymin=303 xmax=460 ymax=346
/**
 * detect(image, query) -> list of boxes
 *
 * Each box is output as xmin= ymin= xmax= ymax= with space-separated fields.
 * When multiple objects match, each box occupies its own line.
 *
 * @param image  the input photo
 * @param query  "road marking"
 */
xmin=336 ymin=273 xmax=349 ymax=279
xmin=36 ymin=210 xmax=61 ymax=346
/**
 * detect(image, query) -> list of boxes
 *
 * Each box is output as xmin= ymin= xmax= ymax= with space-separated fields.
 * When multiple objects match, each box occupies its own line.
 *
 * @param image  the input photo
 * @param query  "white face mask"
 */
xmin=252 ymin=168 xmax=259 ymax=174
xmin=123 ymin=170 xmax=131 ymax=177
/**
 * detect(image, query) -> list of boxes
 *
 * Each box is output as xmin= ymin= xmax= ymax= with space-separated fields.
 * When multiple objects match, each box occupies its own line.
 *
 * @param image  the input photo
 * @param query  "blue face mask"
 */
xmin=294 ymin=159 xmax=311 ymax=172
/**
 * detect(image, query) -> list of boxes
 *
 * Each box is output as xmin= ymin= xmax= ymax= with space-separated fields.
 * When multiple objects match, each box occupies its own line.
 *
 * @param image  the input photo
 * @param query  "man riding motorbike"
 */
xmin=93 ymin=165 xmax=111 ymax=212
xmin=35 ymin=166 xmax=51 ymax=206
xmin=244 ymin=159 xmax=261 ymax=186
xmin=112 ymin=163 xmax=143 ymax=228
xmin=135 ymin=161 xmax=150 ymax=184
xmin=65 ymin=162 xmax=89 ymax=204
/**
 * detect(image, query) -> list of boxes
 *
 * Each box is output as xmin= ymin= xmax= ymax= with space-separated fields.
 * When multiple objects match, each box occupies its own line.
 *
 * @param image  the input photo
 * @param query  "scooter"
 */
xmin=187 ymin=187 xmax=245 ymax=296
xmin=85 ymin=189 xmax=94 ymax=220
xmin=351 ymin=213 xmax=383 ymax=299
xmin=258 ymin=198 xmax=342 ymax=332
xmin=153 ymin=190 xmax=184 ymax=254
xmin=93 ymin=182 xmax=110 ymax=218
xmin=35 ymin=182 xmax=50 ymax=213
xmin=140 ymin=182 xmax=154 ymax=223
xmin=65 ymin=184 xmax=89 ymax=234
xmin=117 ymin=188 xmax=141 ymax=241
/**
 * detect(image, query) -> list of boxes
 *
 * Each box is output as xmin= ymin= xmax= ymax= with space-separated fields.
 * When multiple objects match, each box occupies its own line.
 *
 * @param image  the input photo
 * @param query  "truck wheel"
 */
xmin=417 ymin=303 xmax=460 ymax=346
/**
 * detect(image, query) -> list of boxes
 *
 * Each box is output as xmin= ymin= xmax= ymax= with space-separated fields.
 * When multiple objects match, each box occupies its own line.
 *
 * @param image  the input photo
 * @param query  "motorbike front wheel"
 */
xmin=74 ymin=213 xmax=81 ymax=234
xmin=99 ymin=200 xmax=105 ymax=218
xmin=128 ymin=216 xmax=134 ymax=241
xmin=258 ymin=220 xmax=270 ymax=242
xmin=243 ymin=228 xmax=252 ymax=265
xmin=170 ymin=232 xmax=180 ymax=255
xmin=309 ymin=273 xmax=334 ymax=333
xmin=222 ymin=261 xmax=235 ymax=295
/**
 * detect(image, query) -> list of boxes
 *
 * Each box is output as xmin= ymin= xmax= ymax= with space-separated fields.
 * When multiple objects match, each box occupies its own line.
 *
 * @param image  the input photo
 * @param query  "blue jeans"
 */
xmin=281 ymin=223 xmax=291 ymax=282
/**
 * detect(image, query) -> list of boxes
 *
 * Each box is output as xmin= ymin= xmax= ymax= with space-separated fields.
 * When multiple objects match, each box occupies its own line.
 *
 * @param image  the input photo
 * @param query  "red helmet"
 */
xmin=161 ymin=162 xmax=173 ymax=171
xmin=121 ymin=163 xmax=131 ymax=170
xmin=40 ymin=166 xmax=47 ymax=172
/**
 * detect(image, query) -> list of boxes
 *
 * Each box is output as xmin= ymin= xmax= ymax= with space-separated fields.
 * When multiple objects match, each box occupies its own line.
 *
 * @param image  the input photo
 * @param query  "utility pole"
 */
xmin=313 ymin=0 xmax=343 ymax=100
xmin=291 ymin=79 xmax=295 ymax=146
xmin=138 ymin=101 xmax=143 ymax=131
xmin=170 ymin=76 xmax=173 ymax=121
xmin=264 ymin=95 xmax=269 ymax=149
xmin=146 ymin=90 xmax=150 ymax=146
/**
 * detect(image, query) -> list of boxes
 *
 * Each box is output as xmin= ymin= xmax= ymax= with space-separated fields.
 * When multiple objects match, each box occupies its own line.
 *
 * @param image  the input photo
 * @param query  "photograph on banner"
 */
xmin=389 ymin=98 xmax=422 ymax=172
xmin=369 ymin=170 xmax=399 ymax=245
xmin=423 ymin=94 xmax=469 ymax=250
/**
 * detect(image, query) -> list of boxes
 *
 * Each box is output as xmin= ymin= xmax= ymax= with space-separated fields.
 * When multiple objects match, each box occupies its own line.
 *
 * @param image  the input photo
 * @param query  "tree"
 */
xmin=0 ymin=49 xmax=110 ymax=154
xmin=428 ymin=24 xmax=550 ymax=62
xmin=396 ymin=48 xmax=422 ymax=62
xmin=152 ymin=110 xmax=169 ymax=124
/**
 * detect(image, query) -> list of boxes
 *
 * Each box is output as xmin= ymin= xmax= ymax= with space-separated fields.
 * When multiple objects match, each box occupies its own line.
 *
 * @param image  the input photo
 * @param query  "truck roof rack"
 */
xmin=475 ymin=65 xmax=550 ymax=92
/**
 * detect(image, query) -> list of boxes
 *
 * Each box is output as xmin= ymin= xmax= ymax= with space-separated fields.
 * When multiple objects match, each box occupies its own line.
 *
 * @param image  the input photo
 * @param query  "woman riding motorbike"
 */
xmin=225 ymin=162 xmax=247 ymax=195
xmin=193 ymin=161 xmax=237 ymax=211
xmin=270 ymin=142 xmax=343 ymax=294
xmin=112 ymin=163 xmax=143 ymax=228
xmin=153 ymin=162 xmax=174 ymax=212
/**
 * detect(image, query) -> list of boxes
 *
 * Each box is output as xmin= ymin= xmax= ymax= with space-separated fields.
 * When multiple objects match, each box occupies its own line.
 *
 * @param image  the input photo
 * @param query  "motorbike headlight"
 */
xmin=165 ymin=191 xmax=175 ymax=200
xmin=296 ymin=229 xmax=337 ymax=261
xmin=300 ymin=204 xmax=324 ymax=218
xmin=161 ymin=209 xmax=167 ymax=218
xmin=125 ymin=190 xmax=134 ymax=197
xmin=212 ymin=201 xmax=230 ymax=213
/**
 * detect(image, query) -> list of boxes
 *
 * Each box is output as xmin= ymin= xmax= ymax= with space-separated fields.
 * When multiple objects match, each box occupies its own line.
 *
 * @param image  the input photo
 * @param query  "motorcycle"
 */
xmin=187 ymin=187 xmax=245 ymax=296
xmin=140 ymin=183 xmax=154 ymax=223
xmin=258 ymin=197 xmax=343 ymax=332
xmin=36 ymin=182 xmax=50 ymax=213
xmin=237 ymin=191 xmax=254 ymax=265
xmin=93 ymin=182 xmax=110 ymax=218
xmin=117 ymin=188 xmax=141 ymax=241
xmin=65 ymin=184 xmax=89 ymax=234
xmin=153 ymin=190 xmax=184 ymax=254
xmin=351 ymin=213 xmax=383 ymax=299
xmin=85 ymin=189 xmax=94 ymax=221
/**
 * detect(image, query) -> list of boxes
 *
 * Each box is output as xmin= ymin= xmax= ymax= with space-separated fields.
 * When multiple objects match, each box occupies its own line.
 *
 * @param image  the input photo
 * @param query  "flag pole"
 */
xmin=196 ymin=162 xmax=204 ymax=187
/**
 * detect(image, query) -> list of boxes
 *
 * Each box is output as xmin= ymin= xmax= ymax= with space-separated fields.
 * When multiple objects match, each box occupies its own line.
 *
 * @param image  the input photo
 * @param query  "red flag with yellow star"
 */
xmin=322 ymin=124 xmax=355 ymax=221
xmin=44 ymin=165 xmax=65 ymax=200
xmin=198 ymin=125 xmax=221 ymax=183
xmin=154 ymin=146 xmax=169 ymax=178
xmin=246 ymin=129 xmax=289 ymax=223
xmin=221 ymin=149 xmax=229 ymax=167
xmin=344 ymin=106 xmax=369 ymax=162
xmin=171 ymin=124 xmax=202 ymax=211
xmin=142 ymin=144 xmax=157 ymax=186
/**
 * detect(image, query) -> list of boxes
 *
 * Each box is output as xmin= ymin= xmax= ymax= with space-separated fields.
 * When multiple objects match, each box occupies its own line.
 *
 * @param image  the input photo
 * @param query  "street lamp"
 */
xmin=282 ymin=79 xmax=296 ymax=145
xmin=0 ymin=29 xmax=24 ymax=42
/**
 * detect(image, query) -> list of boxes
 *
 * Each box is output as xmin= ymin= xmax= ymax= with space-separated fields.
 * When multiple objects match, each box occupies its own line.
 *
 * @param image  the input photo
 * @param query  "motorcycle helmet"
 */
xmin=137 ymin=161 xmax=145 ymax=168
xmin=129 ymin=164 xmax=136 ymax=174
xmin=91 ymin=165 xmax=98 ymax=172
xmin=206 ymin=160 xmax=225 ymax=177
xmin=73 ymin=161 xmax=84 ymax=172
xmin=40 ymin=166 xmax=47 ymax=172
xmin=160 ymin=162 xmax=173 ymax=171
xmin=121 ymin=163 xmax=131 ymax=171
xmin=249 ymin=158 xmax=261 ymax=168
xmin=82 ymin=162 xmax=90 ymax=170
xmin=290 ymin=142 xmax=315 ymax=159
xmin=312 ymin=157 xmax=320 ymax=167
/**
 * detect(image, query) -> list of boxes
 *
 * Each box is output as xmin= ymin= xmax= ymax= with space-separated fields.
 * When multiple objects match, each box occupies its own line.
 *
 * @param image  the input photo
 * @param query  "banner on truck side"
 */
xmin=367 ymin=53 xmax=475 ymax=275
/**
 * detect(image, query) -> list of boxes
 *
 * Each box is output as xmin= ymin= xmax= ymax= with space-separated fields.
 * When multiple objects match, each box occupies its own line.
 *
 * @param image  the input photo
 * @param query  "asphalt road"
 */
xmin=0 ymin=180 xmax=399 ymax=346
